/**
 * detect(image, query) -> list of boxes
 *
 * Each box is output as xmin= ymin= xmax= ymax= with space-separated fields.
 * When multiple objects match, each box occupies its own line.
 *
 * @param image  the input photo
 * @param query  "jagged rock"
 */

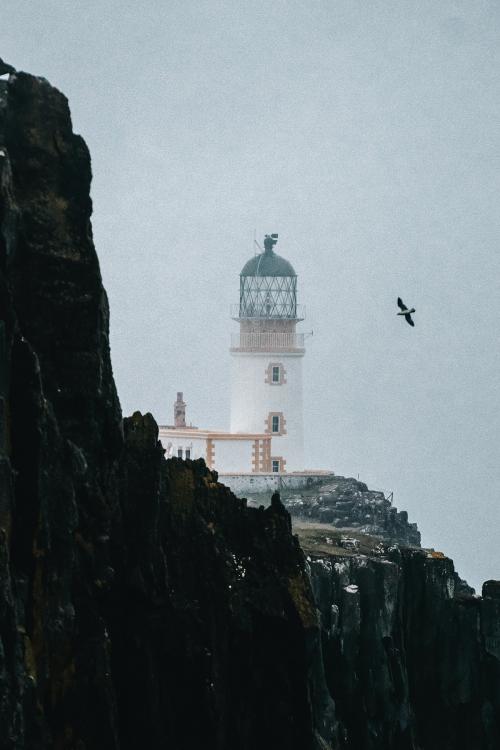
xmin=306 ymin=546 xmax=500 ymax=749
xmin=483 ymin=580 xmax=500 ymax=600
xmin=281 ymin=476 xmax=421 ymax=546
xmin=0 ymin=71 xmax=336 ymax=750
xmin=113 ymin=415 xmax=337 ymax=750
xmin=0 ymin=58 xmax=15 ymax=76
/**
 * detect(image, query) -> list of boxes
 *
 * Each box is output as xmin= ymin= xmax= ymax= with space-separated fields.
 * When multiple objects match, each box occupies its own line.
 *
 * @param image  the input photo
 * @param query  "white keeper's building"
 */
xmin=159 ymin=234 xmax=317 ymax=482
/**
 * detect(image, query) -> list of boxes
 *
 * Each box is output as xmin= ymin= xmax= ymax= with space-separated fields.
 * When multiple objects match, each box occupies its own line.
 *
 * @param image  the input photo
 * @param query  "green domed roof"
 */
xmin=241 ymin=249 xmax=296 ymax=277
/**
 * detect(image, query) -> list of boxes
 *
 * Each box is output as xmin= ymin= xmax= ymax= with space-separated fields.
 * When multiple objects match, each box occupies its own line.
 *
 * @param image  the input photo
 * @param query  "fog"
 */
xmin=3 ymin=0 xmax=500 ymax=590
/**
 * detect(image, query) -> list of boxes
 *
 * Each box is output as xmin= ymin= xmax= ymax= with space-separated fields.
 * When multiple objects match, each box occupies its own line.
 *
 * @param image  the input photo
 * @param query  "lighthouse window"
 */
xmin=272 ymin=415 xmax=280 ymax=433
xmin=177 ymin=448 xmax=183 ymax=458
xmin=272 ymin=366 xmax=280 ymax=383
xmin=272 ymin=460 xmax=280 ymax=473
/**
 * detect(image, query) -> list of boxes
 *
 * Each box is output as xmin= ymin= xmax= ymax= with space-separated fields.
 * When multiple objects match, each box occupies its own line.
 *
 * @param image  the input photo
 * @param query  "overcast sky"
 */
xmin=3 ymin=0 xmax=500 ymax=590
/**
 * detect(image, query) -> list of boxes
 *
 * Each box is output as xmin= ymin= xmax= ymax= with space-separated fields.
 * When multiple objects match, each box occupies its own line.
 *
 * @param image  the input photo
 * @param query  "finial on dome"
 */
xmin=263 ymin=233 xmax=278 ymax=253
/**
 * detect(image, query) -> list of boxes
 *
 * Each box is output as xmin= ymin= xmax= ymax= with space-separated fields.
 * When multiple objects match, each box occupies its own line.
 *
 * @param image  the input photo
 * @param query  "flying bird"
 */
xmin=397 ymin=297 xmax=415 ymax=327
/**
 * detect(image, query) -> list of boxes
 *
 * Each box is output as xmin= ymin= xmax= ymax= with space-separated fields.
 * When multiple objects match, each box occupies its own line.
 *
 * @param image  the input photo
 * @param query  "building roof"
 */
xmin=241 ymin=249 xmax=296 ymax=278
xmin=158 ymin=426 xmax=271 ymax=441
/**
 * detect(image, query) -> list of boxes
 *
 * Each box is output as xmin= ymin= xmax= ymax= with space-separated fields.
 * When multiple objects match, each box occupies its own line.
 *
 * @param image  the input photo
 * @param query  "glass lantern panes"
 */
xmin=239 ymin=275 xmax=297 ymax=319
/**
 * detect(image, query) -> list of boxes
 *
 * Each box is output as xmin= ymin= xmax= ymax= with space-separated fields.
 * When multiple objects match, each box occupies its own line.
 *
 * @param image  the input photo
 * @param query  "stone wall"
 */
xmin=219 ymin=471 xmax=333 ymax=497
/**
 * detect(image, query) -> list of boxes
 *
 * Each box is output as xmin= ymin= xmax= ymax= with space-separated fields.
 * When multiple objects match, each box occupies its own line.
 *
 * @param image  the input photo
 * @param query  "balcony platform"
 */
xmin=230 ymin=331 xmax=305 ymax=353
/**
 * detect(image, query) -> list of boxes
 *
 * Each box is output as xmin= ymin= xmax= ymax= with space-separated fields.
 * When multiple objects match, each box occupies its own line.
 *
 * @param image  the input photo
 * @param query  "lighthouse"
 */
xmin=158 ymin=231 xmax=327 ymax=488
xmin=230 ymin=234 xmax=305 ymax=472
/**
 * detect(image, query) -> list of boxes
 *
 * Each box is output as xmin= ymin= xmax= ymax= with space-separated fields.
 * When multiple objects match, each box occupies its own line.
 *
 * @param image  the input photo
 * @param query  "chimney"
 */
xmin=174 ymin=392 xmax=186 ymax=428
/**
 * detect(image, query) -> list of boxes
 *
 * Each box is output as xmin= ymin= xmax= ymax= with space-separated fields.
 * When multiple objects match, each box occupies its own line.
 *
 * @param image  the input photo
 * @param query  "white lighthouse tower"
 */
xmin=230 ymin=234 xmax=305 ymax=473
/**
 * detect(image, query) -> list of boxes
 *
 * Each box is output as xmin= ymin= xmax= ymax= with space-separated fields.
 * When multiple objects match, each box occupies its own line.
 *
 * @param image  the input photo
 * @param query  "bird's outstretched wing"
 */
xmin=404 ymin=314 xmax=415 ymax=327
xmin=397 ymin=297 xmax=406 ymax=311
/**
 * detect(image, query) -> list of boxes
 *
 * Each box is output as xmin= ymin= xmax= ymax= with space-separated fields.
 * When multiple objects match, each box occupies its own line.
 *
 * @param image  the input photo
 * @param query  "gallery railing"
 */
xmin=230 ymin=332 xmax=305 ymax=351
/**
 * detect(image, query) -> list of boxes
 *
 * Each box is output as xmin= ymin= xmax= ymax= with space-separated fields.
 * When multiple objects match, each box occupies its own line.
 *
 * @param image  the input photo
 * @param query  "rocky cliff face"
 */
xmin=279 ymin=476 xmax=421 ymax=547
xmin=0 ymin=71 xmax=335 ymax=750
xmin=303 ymin=531 xmax=500 ymax=749
xmin=0 ymin=69 xmax=499 ymax=750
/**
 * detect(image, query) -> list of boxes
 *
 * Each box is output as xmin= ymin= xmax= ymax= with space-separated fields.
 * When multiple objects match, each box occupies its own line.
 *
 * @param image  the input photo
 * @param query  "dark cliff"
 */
xmin=303 ymin=528 xmax=500 ymax=749
xmin=0 ymin=70 xmax=499 ymax=750
xmin=0 ymin=72 xmax=335 ymax=750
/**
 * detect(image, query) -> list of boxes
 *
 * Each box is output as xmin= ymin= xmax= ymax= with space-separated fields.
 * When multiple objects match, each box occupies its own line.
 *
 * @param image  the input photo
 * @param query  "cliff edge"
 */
xmin=0 ymin=71 xmax=334 ymax=750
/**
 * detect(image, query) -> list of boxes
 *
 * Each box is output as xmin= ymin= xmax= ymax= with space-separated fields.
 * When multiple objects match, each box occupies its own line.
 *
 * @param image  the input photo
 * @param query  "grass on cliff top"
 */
xmin=293 ymin=521 xmax=385 ymax=557
xmin=293 ymin=521 xmax=421 ymax=559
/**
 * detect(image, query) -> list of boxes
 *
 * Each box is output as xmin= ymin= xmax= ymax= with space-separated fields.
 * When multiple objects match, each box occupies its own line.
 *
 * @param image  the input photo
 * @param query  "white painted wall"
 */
xmin=159 ymin=431 xmax=207 ymax=460
xmin=230 ymin=350 xmax=304 ymax=471
xmin=212 ymin=439 xmax=253 ymax=473
xmin=158 ymin=429 xmax=256 ymax=473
